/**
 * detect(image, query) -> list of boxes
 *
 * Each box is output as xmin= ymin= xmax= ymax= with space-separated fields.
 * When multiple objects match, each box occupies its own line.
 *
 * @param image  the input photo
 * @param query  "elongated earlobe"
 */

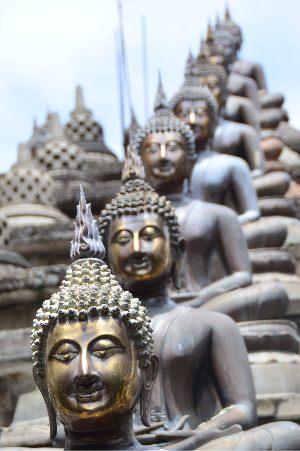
xmin=33 ymin=369 xmax=57 ymax=440
xmin=172 ymin=237 xmax=186 ymax=290
xmin=140 ymin=355 xmax=159 ymax=427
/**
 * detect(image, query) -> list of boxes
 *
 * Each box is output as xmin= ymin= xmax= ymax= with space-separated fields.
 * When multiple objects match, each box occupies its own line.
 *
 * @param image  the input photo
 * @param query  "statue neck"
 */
xmin=64 ymin=416 xmax=142 ymax=450
xmin=131 ymin=284 xmax=177 ymax=318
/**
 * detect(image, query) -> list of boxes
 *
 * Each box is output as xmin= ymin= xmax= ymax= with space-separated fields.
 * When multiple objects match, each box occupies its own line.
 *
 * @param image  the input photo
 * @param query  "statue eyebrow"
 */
xmin=49 ymin=339 xmax=79 ymax=357
xmin=89 ymin=334 xmax=125 ymax=351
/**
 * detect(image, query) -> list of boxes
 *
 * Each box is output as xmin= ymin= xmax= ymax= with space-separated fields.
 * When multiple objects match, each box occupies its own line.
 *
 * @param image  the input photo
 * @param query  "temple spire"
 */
xmin=154 ymin=71 xmax=169 ymax=112
xmin=198 ymin=38 xmax=210 ymax=60
xmin=225 ymin=5 xmax=231 ymax=20
xmin=70 ymin=185 xmax=105 ymax=262
xmin=48 ymin=113 xmax=67 ymax=141
xmin=215 ymin=14 xmax=221 ymax=29
xmin=70 ymin=85 xmax=92 ymax=117
xmin=122 ymin=133 xmax=145 ymax=183
xmin=184 ymin=50 xmax=197 ymax=77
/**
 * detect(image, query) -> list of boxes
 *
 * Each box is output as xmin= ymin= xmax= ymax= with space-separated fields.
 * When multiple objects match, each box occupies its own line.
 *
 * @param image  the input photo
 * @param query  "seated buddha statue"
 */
xmin=31 ymin=186 xmax=159 ymax=450
xmin=205 ymin=23 xmax=283 ymax=131
xmin=130 ymin=81 xmax=287 ymax=321
xmin=183 ymin=52 xmax=266 ymax=181
xmin=170 ymin=63 xmax=293 ymax=218
xmin=221 ymin=7 xmax=285 ymax=111
xmin=98 ymin=157 xmax=300 ymax=450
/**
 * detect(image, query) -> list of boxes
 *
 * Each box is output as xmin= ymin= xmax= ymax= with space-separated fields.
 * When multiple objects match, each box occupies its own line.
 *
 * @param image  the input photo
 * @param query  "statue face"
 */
xmin=213 ymin=37 xmax=235 ymax=65
xmin=141 ymin=131 xmax=190 ymax=190
xmin=174 ymin=99 xmax=210 ymax=146
xmin=199 ymin=74 xmax=222 ymax=110
xmin=230 ymin=28 xmax=243 ymax=51
xmin=45 ymin=316 xmax=142 ymax=432
xmin=108 ymin=212 xmax=172 ymax=292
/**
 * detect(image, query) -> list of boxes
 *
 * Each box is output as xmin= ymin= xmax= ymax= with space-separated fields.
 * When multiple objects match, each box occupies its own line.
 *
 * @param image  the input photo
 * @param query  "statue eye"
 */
xmin=196 ymin=108 xmax=206 ymax=116
xmin=53 ymin=352 xmax=78 ymax=362
xmin=92 ymin=347 xmax=119 ymax=358
xmin=167 ymin=141 xmax=182 ymax=152
xmin=145 ymin=144 xmax=160 ymax=153
xmin=92 ymin=338 xmax=124 ymax=358
xmin=113 ymin=231 xmax=132 ymax=245
xmin=178 ymin=109 xmax=189 ymax=117
xmin=140 ymin=226 xmax=163 ymax=241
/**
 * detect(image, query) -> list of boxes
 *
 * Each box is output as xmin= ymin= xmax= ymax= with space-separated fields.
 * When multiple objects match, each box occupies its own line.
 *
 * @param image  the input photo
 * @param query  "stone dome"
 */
xmin=36 ymin=140 xmax=84 ymax=171
xmin=0 ymin=168 xmax=55 ymax=207
xmin=64 ymin=86 xmax=117 ymax=158
xmin=35 ymin=112 xmax=85 ymax=172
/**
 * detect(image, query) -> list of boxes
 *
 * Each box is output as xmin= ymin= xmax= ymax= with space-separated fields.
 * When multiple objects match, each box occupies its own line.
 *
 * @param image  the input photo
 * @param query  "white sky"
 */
xmin=0 ymin=0 xmax=299 ymax=172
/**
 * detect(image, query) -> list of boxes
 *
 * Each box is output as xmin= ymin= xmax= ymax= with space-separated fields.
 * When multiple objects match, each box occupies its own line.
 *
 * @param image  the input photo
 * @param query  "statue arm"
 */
xmin=240 ymin=126 xmax=266 ymax=176
xmin=252 ymin=63 xmax=268 ymax=91
xmin=229 ymin=158 xmax=260 ymax=224
xmin=200 ymin=314 xmax=257 ymax=431
xmin=185 ymin=207 xmax=252 ymax=308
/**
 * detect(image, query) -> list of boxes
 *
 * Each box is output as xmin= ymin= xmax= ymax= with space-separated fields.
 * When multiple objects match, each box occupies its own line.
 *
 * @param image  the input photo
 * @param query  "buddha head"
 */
xmin=206 ymin=22 xmax=237 ymax=68
xmin=133 ymin=73 xmax=196 ymax=194
xmin=221 ymin=6 xmax=243 ymax=52
xmin=31 ymin=186 xmax=157 ymax=444
xmin=169 ymin=59 xmax=218 ymax=151
xmin=98 ymin=144 xmax=184 ymax=294
xmin=196 ymin=40 xmax=228 ymax=110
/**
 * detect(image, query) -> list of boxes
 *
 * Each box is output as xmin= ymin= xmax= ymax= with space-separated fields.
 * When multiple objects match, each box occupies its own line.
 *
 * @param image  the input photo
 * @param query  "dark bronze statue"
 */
xmin=31 ymin=186 xmax=159 ymax=450
xmin=99 ymin=155 xmax=300 ymax=450
xmin=169 ymin=63 xmax=261 ymax=223
xmin=131 ymin=80 xmax=287 ymax=321
xmin=171 ymin=60 xmax=291 ymax=219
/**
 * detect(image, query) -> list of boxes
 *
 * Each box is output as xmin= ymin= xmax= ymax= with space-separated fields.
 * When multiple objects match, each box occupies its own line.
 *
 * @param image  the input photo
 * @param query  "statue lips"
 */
xmin=71 ymin=384 xmax=104 ymax=403
xmin=128 ymin=254 xmax=151 ymax=273
xmin=155 ymin=159 xmax=174 ymax=174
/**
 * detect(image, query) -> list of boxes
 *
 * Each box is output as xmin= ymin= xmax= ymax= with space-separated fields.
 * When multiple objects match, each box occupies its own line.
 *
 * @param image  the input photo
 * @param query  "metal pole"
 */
xmin=141 ymin=15 xmax=149 ymax=122
xmin=114 ymin=29 xmax=125 ymax=150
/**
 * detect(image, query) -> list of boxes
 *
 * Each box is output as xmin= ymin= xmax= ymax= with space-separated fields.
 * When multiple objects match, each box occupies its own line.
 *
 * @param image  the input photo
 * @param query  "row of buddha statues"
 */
xmin=1 ymin=6 xmax=300 ymax=450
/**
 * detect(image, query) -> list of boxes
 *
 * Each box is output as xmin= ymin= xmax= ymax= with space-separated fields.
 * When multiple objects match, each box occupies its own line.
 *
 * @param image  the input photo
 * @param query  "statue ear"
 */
xmin=33 ymin=369 xmax=57 ymax=440
xmin=172 ymin=237 xmax=186 ymax=290
xmin=140 ymin=355 xmax=159 ymax=427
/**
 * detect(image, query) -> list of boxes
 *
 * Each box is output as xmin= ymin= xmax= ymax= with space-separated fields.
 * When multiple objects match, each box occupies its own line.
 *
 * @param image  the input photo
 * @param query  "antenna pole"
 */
xmin=115 ymin=29 xmax=125 ymax=150
xmin=141 ymin=15 xmax=149 ymax=122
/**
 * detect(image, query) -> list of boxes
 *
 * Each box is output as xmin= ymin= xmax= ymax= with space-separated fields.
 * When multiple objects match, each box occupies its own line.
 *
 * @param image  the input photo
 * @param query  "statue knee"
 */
xmin=255 ymin=282 xmax=289 ymax=319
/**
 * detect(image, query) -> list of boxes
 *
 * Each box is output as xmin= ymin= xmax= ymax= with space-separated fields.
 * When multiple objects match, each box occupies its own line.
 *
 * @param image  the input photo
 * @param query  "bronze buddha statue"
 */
xmin=130 ymin=81 xmax=287 ymax=322
xmin=31 ymin=186 xmax=158 ymax=450
xmin=169 ymin=59 xmax=262 ymax=223
xmin=221 ymin=7 xmax=285 ymax=110
xmin=99 ymin=152 xmax=300 ymax=450
xmin=171 ymin=61 xmax=293 ymax=220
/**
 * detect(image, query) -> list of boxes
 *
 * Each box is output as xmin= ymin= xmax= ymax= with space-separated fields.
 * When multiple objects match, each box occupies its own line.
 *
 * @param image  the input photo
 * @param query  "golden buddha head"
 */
xmin=99 ymin=145 xmax=184 ymax=293
xmin=31 ymin=187 xmax=158 ymax=441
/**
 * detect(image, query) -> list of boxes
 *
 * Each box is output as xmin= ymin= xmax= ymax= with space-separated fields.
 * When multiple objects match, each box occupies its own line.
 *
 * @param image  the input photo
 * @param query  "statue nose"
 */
xmin=189 ymin=112 xmax=195 ymax=124
xmin=160 ymin=144 xmax=166 ymax=158
xmin=75 ymin=348 xmax=99 ymax=382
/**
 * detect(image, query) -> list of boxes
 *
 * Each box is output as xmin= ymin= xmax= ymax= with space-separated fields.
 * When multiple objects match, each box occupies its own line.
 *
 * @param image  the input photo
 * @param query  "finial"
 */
xmin=215 ymin=14 xmax=221 ymax=29
xmin=46 ymin=109 xmax=51 ymax=121
xmin=184 ymin=50 xmax=197 ymax=77
xmin=122 ymin=133 xmax=146 ymax=183
xmin=206 ymin=22 xmax=214 ymax=43
xmin=33 ymin=118 xmax=38 ymax=131
xmin=48 ymin=113 xmax=67 ymax=141
xmin=198 ymin=39 xmax=210 ymax=59
xmin=130 ymin=106 xmax=139 ymax=125
xmin=70 ymin=185 xmax=106 ymax=262
xmin=225 ymin=5 xmax=231 ymax=19
xmin=70 ymin=86 xmax=92 ymax=117
xmin=154 ymin=71 xmax=169 ymax=111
